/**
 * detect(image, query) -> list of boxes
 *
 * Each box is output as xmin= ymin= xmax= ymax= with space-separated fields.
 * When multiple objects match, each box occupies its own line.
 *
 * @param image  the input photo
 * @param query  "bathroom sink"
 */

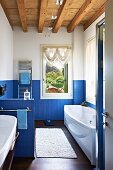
xmin=0 ymin=115 xmax=17 ymax=168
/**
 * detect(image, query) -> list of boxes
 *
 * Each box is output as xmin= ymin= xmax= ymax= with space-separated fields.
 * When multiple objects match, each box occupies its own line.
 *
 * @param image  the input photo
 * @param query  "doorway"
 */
xmin=96 ymin=20 xmax=105 ymax=170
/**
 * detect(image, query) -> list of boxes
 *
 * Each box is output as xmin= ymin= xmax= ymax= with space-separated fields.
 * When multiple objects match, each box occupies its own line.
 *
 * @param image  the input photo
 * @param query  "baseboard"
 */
xmin=35 ymin=120 xmax=64 ymax=128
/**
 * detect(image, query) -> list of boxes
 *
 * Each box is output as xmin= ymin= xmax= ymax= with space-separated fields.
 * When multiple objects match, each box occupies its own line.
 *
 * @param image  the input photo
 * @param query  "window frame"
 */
xmin=40 ymin=44 xmax=73 ymax=99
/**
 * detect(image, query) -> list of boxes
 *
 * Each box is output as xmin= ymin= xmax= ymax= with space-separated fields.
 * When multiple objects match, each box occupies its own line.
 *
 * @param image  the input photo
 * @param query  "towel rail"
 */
xmin=0 ymin=107 xmax=31 ymax=112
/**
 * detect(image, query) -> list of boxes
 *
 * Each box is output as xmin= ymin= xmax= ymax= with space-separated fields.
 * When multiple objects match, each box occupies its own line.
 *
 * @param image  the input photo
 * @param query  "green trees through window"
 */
xmin=45 ymin=63 xmax=68 ymax=93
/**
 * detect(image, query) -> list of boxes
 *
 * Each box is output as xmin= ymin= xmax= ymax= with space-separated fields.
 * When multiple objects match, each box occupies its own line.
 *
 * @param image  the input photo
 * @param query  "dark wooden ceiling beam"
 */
xmin=16 ymin=0 xmax=27 ymax=32
xmin=84 ymin=4 xmax=105 ymax=31
xmin=52 ymin=0 xmax=72 ymax=33
xmin=38 ymin=0 xmax=48 ymax=33
xmin=67 ymin=0 xmax=96 ymax=32
xmin=0 ymin=0 xmax=13 ymax=29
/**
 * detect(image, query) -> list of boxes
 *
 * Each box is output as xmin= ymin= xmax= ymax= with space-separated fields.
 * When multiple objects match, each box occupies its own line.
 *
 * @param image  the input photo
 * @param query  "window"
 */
xmin=85 ymin=37 xmax=96 ymax=104
xmin=41 ymin=45 xmax=73 ymax=99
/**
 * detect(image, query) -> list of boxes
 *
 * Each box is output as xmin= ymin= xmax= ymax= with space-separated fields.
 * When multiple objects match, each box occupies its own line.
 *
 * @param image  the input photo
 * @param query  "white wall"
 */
xmin=13 ymin=27 xmax=73 ymax=80
xmin=13 ymin=26 xmax=84 ymax=80
xmin=73 ymin=26 xmax=84 ymax=80
xmin=0 ymin=5 xmax=13 ymax=80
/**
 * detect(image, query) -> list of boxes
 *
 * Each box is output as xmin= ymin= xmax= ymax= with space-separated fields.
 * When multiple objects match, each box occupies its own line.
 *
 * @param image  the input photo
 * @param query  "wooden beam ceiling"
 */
xmin=52 ymin=0 xmax=72 ymax=33
xmin=84 ymin=3 xmax=105 ymax=30
xmin=0 ymin=0 xmax=13 ymax=29
xmin=38 ymin=0 xmax=48 ymax=33
xmin=0 ymin=0 xmax=106 ymax=33
xmin=16 ymin=0 xmax=27 ymax=32
xmin=67 ymin=0 xmax=96 ymax=33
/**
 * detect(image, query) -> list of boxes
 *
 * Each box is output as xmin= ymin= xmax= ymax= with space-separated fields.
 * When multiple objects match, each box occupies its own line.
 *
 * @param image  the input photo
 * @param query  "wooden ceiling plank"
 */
xmin=16 ymin=0 xmax=27 ymax=32
xmin=38 ymin=0 xmax=48 ymax=33
xmin=52 ymin=0 xmax=72 ymax=33
xmin=67 ymin=0 xmax=96 ymax=32
xmin=0 ymin=0 xmax=13 ymax=29
xmin=84 ymin=3 xmax=105 ymax=31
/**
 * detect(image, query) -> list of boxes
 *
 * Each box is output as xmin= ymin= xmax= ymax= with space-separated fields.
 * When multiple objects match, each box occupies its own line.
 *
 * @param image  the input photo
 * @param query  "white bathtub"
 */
xmin=64 ymin=105 xmax=96 ymax=165
xmin=0 ymin=115 xmax=17 ymax=168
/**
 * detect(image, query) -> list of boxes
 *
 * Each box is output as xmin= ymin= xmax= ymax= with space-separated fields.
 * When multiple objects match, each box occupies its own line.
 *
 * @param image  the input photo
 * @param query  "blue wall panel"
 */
xmin=32 ymin=80 xmax=73 ymax=120
xmin=0 ymin=99 xmax=35 ymax=157
xmin=0 ymin=80 xmax=86 ymax=120
xmin=73 ymin=80 xmax=86 ymax=104
xmin=13 ymin=80 xmax=18 ymax=98
xmin=32 ymin=80 xmax=86 ymax=120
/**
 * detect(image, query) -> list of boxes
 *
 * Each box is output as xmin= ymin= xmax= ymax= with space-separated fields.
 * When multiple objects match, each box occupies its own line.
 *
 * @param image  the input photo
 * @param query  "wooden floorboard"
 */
xmin=11 ymin=121 xmax=94 ymax=170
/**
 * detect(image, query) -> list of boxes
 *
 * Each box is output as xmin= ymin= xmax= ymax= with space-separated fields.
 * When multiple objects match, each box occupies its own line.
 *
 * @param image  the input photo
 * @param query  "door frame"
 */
xmin=96 ymin=19 xmax=105 ymax=170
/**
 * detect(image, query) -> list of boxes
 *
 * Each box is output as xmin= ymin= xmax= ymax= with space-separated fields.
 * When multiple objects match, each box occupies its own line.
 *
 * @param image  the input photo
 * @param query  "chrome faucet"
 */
xmin=81 ymin=101 xmax=87 ymax=107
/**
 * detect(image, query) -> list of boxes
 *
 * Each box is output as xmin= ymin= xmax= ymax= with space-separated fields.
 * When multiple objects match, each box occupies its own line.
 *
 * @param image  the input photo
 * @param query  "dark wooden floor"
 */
xmin=11 ymin=121 xmax=94 ymax=170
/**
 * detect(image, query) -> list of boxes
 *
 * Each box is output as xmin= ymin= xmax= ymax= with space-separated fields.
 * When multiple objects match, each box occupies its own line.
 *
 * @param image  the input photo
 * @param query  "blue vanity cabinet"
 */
xmin=0 ymin=99 xmax=35 ymax=158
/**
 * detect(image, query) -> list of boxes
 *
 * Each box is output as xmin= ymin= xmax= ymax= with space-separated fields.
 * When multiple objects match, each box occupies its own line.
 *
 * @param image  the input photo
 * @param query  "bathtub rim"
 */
xmin=64 ymin=105 xmax=96 ymax=130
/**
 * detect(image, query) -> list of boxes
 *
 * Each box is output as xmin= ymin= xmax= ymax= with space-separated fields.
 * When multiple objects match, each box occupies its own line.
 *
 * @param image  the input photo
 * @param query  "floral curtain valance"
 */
xmin=43 ymin=47 xmax=71 ymax=66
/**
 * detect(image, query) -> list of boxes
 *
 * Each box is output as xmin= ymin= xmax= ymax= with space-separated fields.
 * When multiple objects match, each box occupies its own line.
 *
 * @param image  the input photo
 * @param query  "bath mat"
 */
xmin=35 ymin=128 xmax=77 ymax=158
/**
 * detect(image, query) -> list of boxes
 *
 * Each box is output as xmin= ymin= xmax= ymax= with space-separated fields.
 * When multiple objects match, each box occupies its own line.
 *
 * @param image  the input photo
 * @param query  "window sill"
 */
xmin=40 ymin=93 xmax=73 ymax=99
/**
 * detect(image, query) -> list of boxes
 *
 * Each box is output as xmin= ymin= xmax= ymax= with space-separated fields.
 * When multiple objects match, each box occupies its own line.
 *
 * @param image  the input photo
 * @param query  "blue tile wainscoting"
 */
xmin=13 ymin=80 xmax=18 ymax=98
xmin=73 ymin=80 xmax=86 ymax=105
xmin=0 ymin=80 xmax=86 ymax=120
xmin=13 ymin=80 xmax=86 ymax=120
xmin=32 ymin=80 xmax=73 ymax=120
xmin=0 ymin=99 xmax=35 ymax=157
